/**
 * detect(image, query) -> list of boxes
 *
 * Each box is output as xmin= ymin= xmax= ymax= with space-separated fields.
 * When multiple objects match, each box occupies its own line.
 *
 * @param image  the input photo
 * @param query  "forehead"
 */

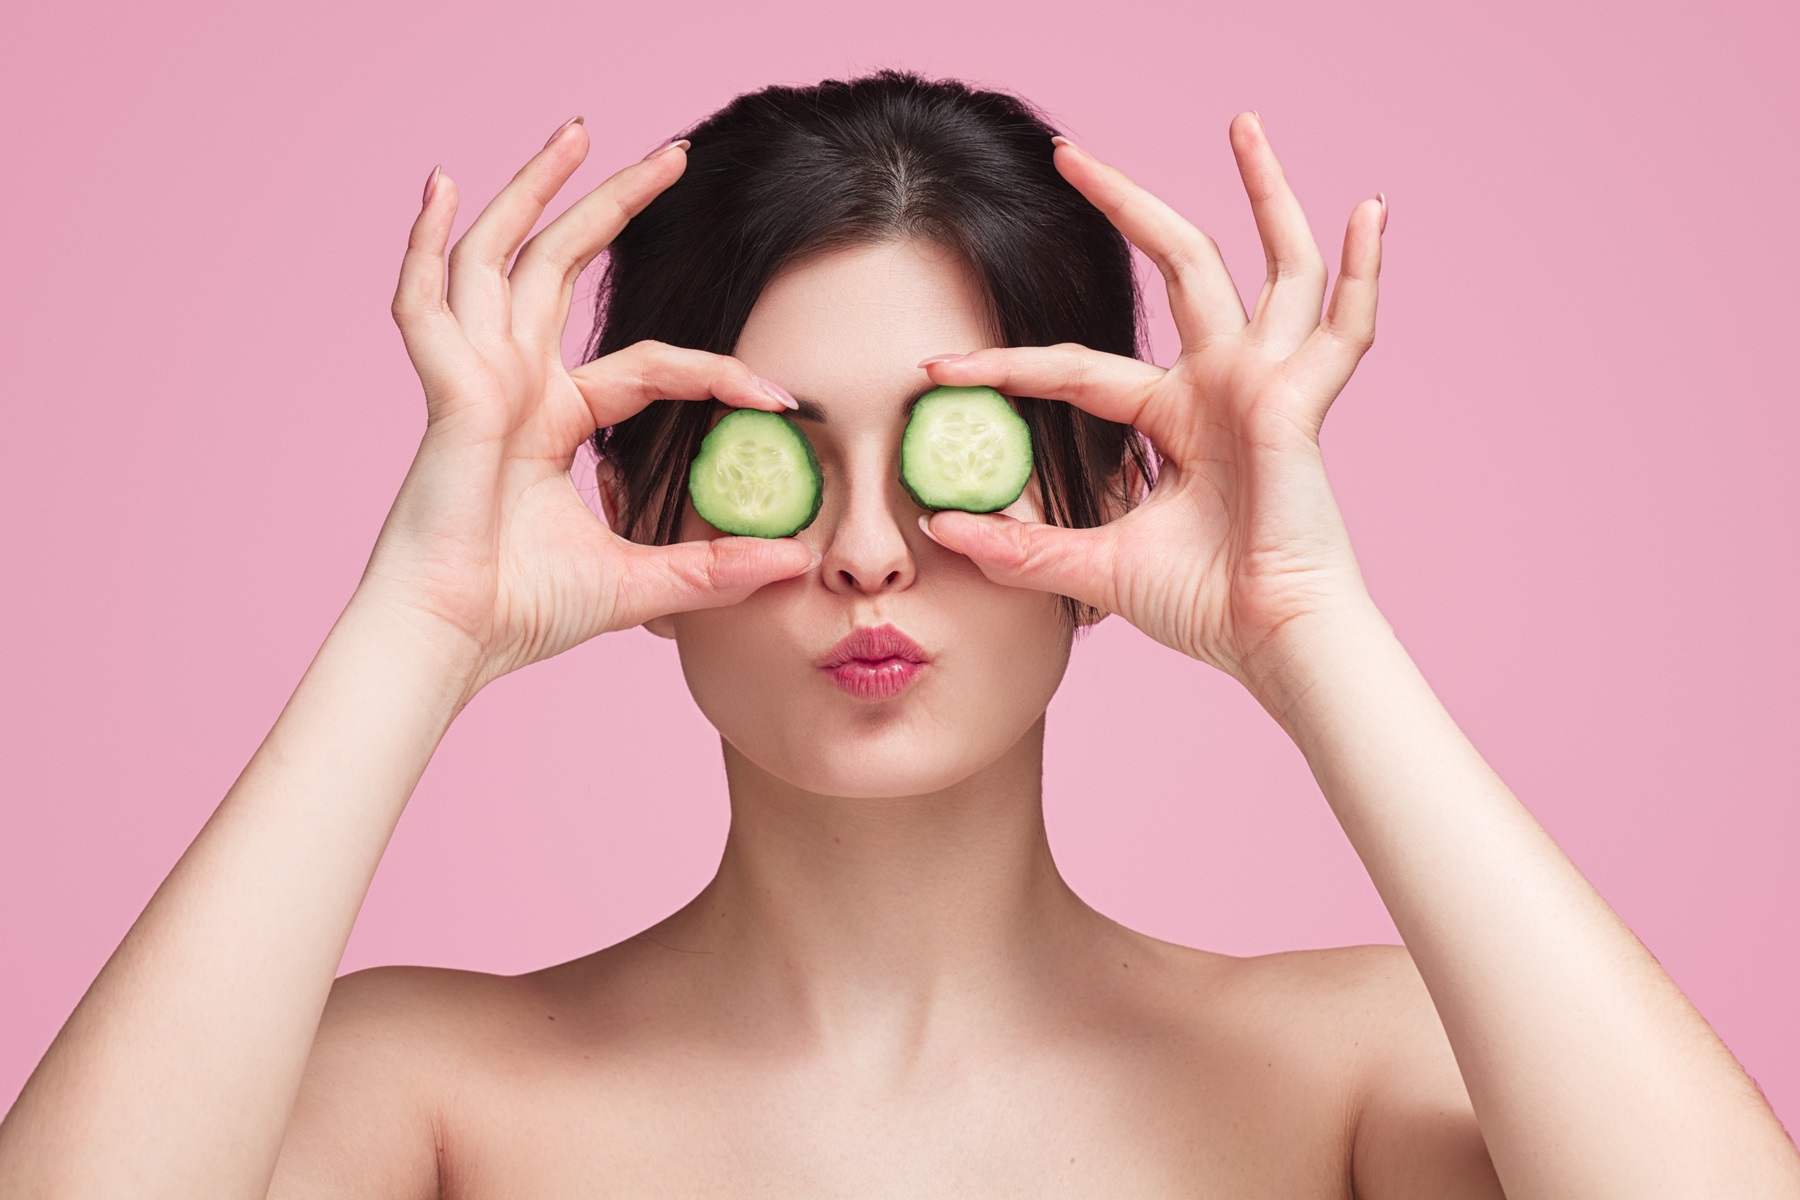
xmin=732 ymin=238 xmax=996 ymax=418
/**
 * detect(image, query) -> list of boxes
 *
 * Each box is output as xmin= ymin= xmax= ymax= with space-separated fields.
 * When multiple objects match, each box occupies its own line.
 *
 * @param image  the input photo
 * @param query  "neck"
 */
xmin=656 ymin=714 xmax=1101 ymax=1047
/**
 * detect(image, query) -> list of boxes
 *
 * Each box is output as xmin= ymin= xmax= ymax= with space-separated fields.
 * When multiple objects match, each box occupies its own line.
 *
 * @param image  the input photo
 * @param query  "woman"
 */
xmin=1 ymin=71 xmax=1794 ymax=1197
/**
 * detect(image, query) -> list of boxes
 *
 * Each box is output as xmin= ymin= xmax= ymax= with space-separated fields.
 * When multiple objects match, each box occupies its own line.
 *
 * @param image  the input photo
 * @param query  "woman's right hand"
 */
xmin=364 ymin=119 xmax=818 ymax=705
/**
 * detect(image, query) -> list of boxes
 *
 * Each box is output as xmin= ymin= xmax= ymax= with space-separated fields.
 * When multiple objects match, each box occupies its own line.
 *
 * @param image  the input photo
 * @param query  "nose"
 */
xmin=817 ymin=457 xmax=919 ymax=596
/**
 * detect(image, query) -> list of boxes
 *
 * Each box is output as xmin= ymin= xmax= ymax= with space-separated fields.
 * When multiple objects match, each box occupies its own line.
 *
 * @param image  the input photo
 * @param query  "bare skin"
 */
xmin=3 ymin=108 xmax=1796 ymax=1200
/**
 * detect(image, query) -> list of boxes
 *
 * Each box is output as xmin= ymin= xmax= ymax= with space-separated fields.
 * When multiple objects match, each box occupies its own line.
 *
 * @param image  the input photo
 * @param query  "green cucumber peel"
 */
xmin=687 ymin=408 xmax=823 ymax=538
xmin=899 ymin=385 xmax=1034 ymax=513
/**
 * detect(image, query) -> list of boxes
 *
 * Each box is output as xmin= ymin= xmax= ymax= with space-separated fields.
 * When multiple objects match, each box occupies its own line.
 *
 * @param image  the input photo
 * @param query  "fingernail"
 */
xmin=643 ymin=137 xmax=691 ymax=161
xmin=1050 ymin=135 xmax=1079 ymax=153
xmin=917 ymin=352 xmax=967 ymax=367
xmin=1377 ymin=191 xmax=1388 ymax=233
xmin=781 ymin=545 xmax=821 ymax=577
xmin=754 ymin=375 xmax=798 ymax=410
xmin=421 ymin=164 xmax=441 ymax=208
xmin=1252 ymin=109 xmax=1263 ymax=127
xmin=918 ymin=514 xmax=943 ymax=544
xmin=543 ymin=115 xmax=585 ymax=150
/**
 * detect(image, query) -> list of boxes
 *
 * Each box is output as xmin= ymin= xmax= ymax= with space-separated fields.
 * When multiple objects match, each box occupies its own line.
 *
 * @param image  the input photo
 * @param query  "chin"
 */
xmin=732 ymin=722 xmax=997 ymax=800
xmin=710 ymin=666 xmax=1061 ymax=800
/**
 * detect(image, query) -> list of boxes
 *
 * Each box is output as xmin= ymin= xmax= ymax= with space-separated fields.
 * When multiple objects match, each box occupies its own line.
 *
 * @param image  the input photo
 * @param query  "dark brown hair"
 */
xmin=588 ymin=69 xmax=1157 ymax=630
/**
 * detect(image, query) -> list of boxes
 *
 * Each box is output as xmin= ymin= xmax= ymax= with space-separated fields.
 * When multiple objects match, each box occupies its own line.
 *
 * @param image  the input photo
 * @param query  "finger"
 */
xmin=444 ymin=116 xmax=589 ymax=348
xmin=511 ymin=139 xmax=691 ymax=358
xmin=1051 ymin=136 xmax=1248 ymax=350
xmin=1283 ymin=195 xmax=1385 ymax=433
xmin=390 ymin=168 xmax=483 ymax=403
xmin=921 ymin=343 xmax=1177 ymax=450
xmin=610 ymin=534 xmax=819 ymax=629
xmin=566 ymin=340 xmax=797 ymax=432
xmin=919 ymin=509 xmax=1120 ymax=616
xmin=1231 ymin=112 xmax=1329 ymax=354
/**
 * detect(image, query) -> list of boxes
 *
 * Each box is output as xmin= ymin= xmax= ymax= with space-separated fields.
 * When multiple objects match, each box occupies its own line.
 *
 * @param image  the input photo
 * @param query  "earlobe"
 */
xmin=595 ymin=456 xmax=622 ymax=530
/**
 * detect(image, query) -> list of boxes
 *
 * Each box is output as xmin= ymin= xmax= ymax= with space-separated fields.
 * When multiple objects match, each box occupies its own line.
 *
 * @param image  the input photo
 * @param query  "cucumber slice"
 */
xmin=900 ymin=386 xmax=1033 ymax=513
xmin=687 ymin=408 xmax=822 ymax=538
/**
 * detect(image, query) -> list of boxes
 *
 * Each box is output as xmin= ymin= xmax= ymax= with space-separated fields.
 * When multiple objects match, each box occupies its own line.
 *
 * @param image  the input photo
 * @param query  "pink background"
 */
xmin=3 ymin=0 xmax=1795 ymax=1134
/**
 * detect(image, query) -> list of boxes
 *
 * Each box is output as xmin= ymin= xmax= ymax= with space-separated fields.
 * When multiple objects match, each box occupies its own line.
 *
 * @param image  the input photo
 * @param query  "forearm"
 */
xmin=0 ymin=592 xmax=479 ymax=1198
xmin=1246 ymin=605 xmax=1800 ymax=1199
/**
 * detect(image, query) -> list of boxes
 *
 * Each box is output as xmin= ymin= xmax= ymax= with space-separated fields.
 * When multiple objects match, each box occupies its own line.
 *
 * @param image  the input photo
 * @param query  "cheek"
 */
xmin=941 ymin=567 xmax=1072 ymax=720
xmin=666 ymin=507 xmax=796 ymax=708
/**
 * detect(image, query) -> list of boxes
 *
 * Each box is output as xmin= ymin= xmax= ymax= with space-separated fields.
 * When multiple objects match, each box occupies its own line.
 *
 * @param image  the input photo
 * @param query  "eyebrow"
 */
xmin=787 ymin=383 xmax=939 ymax=425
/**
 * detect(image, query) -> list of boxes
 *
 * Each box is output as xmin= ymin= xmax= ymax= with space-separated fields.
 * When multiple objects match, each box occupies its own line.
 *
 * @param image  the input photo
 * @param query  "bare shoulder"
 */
xmin=1231 ymin=943 xmax=1505 ymax=1199
xmin=1116 ymin=934 xmax=1414 ymax=1055
xmin=269 ymin=964 xmax=544 ymax=1199
xmin=1233 ymin=942 xmax=1444 ymax=1047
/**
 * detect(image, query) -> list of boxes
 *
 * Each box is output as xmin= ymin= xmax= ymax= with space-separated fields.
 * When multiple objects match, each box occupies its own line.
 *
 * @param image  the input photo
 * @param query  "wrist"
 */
xmin=1234 ymin=600 xmax=1396 ymax=734
xmin=337 ymin=588 xmax=490 ymax=717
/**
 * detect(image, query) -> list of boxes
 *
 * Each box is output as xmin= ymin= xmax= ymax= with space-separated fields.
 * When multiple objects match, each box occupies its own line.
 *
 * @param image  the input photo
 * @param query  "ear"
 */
xmin=595 ymin=454 xmax=624 ymax=530
xmin=1095 ymin=445 xmax=1150 ymax=526
xmin=595 ymin=456 xmax=678 ymax=641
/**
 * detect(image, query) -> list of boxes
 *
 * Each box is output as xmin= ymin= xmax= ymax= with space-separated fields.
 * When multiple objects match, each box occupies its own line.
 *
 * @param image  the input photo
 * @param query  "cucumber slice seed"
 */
xmin=687 ymin=408 xmax=823 ymax=538
xmin=900 ymin=386 xmax=1033 ymax=513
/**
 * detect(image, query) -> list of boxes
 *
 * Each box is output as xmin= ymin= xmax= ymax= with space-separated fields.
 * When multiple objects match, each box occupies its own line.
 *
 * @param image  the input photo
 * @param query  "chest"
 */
xmin=433 ymin=1043 xmax=1355 ymax=1199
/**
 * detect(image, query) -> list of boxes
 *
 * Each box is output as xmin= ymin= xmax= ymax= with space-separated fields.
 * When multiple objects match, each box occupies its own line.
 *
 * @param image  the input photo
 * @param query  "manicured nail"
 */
xmin=421 ymin=164 xmax=441 ymax=208
xmin=754 ymin=375 xmax=798 ymax=410
xmin=1377 ymin=191 xmax=1388 ymax=233
xmin=543 ymin=115 xmax=585 ymax=150
xmin=643 ymin=137 xmax=691 ymax=160
xmin=783 ymin=545 xmax=821 ymax=576
xmin=1050 ymin=135 xmax=1078 ymax=153
xmin=918 ymin=514 xmax=943 ymax=544
xmin=917 ymin=352 xmax=967 ymax=367
xmin=1252 ymin=109 xmax=1263 ymax=127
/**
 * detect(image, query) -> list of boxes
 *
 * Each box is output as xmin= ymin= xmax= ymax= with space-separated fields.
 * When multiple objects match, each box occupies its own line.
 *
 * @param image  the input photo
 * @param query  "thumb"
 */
xmin=612 ymin=535 xmax=819 ymax=629
xmin=920 ymin=511 xmax=1116 ymax=613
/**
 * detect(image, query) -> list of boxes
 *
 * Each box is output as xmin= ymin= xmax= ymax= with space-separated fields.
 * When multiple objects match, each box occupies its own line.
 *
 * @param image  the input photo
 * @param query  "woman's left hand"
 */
xmin=917 ymin=112 xmax=1386 ymax=690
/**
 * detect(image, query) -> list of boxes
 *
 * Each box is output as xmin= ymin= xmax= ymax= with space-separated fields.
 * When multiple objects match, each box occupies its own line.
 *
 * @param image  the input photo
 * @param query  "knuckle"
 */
xmin=1332 ymin=321 xmax=1375 ymax=352
xmin=446 ymin=237 xmax=495 ymax=273
xmin=601 ymin=191 xmax=635 ymax=229
xmin=1014 ymin=523 xmax=1037 ymax=568
xmin=1160 ymin=232 xmax=1216 ymax=283
xmin=699 ymin=544 xmax=730 ymax=593
xmin=526 ymin=233 xmax=578 ymax=282
xmin=390 ymin=290 xmax=429 ymax=325
xmin=1060 ymin=351 xmax=1091 ymax=393
xmin=1271 ymin=254 xmax=1328 ymax=287
xmin=1158 ymin=246 xmax=1196 ymax=283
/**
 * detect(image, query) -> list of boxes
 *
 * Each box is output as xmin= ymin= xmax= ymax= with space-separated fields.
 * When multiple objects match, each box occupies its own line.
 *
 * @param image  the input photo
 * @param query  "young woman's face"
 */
xmin=640 ymin=238 xmax=1074 ymax=798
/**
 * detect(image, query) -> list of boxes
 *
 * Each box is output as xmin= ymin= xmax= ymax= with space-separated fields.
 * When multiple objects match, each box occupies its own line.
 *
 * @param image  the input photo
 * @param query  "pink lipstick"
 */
xmin=817 ymin=623 xmax=931 ymax=701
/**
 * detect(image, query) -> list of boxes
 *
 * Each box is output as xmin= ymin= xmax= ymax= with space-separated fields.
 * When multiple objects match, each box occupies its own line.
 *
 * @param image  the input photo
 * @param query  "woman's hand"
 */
xmin=916 ymin=112 xmax=1385 ymax=690
xmin=367 ymin=119 xmax=817 ymax=704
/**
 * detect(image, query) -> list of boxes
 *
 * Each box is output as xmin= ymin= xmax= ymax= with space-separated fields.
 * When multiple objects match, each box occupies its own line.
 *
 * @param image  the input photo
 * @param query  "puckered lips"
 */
xmin=817 ymin=623 xmax=931 ymax=701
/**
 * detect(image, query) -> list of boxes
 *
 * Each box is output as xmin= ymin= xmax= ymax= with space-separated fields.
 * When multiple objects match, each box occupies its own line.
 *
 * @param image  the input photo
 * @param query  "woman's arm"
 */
xmin=915 ymin=115 xmax=1800 ymax=1197
xmin=1246 ymin=603 xmax=1800 ymax=1198
xmin=0 ymin=592 xmax=474 ymax=1196
xmin=0 ymin=121 xmax=815 ymax=1198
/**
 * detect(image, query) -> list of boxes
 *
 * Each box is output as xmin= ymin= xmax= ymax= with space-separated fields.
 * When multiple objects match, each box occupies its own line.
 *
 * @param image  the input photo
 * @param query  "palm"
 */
xmin=921 ymin=114 xmax=1385 ymax=683
xmin=1113 ymin=348 xmax=1365 ymax=675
